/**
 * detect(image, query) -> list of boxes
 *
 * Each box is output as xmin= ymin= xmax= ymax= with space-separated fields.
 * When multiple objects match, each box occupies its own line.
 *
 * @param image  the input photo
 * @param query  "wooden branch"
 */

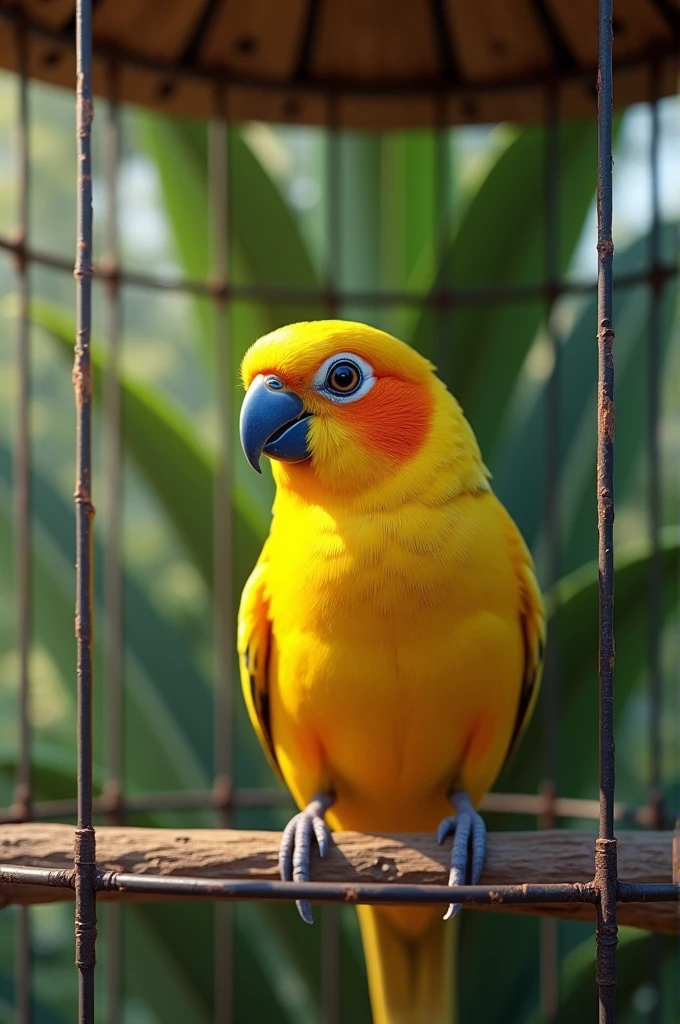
xmin=0 ymin=825 xmax=676 ymax=932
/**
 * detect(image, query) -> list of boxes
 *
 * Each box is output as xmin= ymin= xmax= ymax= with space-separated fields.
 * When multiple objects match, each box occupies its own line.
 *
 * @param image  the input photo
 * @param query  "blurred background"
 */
xmin=0 ymin=58 xmax=678 ymax=1024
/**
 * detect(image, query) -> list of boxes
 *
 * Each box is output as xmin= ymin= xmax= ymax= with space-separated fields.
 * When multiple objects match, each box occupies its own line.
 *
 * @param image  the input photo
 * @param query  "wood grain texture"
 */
xmin=0 ymin=825 xmax=676 ymax=932
xmin=2 ymin=0 xmax=678 ymax=127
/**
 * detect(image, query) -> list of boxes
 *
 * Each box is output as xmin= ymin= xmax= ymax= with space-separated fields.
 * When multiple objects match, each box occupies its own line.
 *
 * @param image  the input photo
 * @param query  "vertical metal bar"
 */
xmin=433 ymin=96 xmax=450 ymax=384
xmin=595 ymin=2 xmax=618 ymax=1022
xmin=322 ymin=908 xmax=341 ymax=1024
xmin=74 ymin=2 xmax=97 ymax=1022
xmin=646 ymin=61 xmax=663 ymax=1024
xmin=210 ymin=92 xmax=234 ymax=1024
xmin=102 ymin=60 xmax=123 ymax=1024
xmin=321 ymin=96 xmax=341 ymax=1024
xmin=13 ymin=16 xmax=32 ymax=1024
xmin=540 ymin=82 xmax=561 ymax=1024
xmin=15 ymin=909 xmax=30 ymax=1024
xmin=646 ymin=64 xmax=663 ymax=829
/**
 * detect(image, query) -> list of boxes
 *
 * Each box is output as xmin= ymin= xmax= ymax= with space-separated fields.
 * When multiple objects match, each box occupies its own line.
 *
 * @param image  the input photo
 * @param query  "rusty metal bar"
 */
xmin=12 ymin=15 xmax=32 ymax=1024
xmin=646 ymin=65 xmax=664 ymax=831
xmin=540 ymin=82 xmax=562 ymax=1024
xmin=0 ymin=788 xmax=666 ymax=825
xmin=101 ymin=878 xmax=598 ymax=905
xmin=0 ymin=231 xmax=675 ymax=306
xmin=0 ymin=861 xmax=678 ymax=907
xmin=73 ymin=1 xmax=97 ymax=1021
xmin=595 ymin=2 xmax=618 ymax=1021
xmin=433 ymin=96 xmax=449 ymax=383
xmin=209 ymin=91 xmax=234 ymax=1024
xmin=322 ymin=97 xmax=342 ymax=1024
xmin=96 ymin=875 xmax=680 ymax=905
xmin=102 ymin=59 xmax=123 ymax=1024
xmin=646 ymin=62 xmax=665 ymax=1024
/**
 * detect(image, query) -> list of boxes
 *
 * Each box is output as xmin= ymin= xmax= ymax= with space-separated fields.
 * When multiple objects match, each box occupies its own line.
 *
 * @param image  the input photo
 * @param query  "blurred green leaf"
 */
xmin=499 ymin=527 xmax=679 ymax=799
xmin=134 ymin=117 xmax=323 ymax=353
xmin=0 ymin=437 xmax=212 ymax=794
xmin=523 ymin=928 xmax=676 ymax=1024
xmin=493 ymin=226 xmax=678 ymax=574
xmin=411 ymin=120 xmax=608 ymax=459
xmin=29 ymin=299 xmax=268 ymax=589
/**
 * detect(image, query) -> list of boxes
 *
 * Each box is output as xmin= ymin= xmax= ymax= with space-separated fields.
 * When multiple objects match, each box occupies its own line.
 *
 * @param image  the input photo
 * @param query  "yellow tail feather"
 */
xmin=357 ymin=906 xmax=457 ymax=1024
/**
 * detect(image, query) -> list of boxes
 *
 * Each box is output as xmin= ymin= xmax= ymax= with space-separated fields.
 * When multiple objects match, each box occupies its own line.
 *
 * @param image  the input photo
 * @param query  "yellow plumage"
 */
xmin=238 ymin=321 xmax=544 ymax=1024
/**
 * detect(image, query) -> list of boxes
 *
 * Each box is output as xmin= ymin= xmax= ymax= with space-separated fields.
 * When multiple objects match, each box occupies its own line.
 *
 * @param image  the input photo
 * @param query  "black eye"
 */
xmin=327 ymin=361 xmax=361 ymax=395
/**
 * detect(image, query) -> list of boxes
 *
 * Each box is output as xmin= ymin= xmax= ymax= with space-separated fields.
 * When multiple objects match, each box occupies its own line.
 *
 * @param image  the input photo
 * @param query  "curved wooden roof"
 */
xmin=0 ymin=0 xmax=677 ymax=127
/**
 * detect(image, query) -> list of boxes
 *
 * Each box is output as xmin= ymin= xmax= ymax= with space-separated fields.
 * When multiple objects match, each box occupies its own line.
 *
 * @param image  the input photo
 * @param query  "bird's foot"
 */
xmin=279 ymin=792 xmax=335 ymax=924
xmin=436 ymin=790 xmax=487 ymax=921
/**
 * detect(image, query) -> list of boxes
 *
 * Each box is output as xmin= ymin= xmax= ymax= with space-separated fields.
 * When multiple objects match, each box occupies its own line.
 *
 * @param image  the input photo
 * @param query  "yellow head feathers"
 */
xmin=239 ymin=320 xmax=489 ymax=503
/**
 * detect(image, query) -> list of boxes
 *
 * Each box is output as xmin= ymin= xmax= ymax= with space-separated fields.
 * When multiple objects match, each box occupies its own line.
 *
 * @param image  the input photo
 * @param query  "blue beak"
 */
xmin=239 ymin=374 xmax=312 ymax=474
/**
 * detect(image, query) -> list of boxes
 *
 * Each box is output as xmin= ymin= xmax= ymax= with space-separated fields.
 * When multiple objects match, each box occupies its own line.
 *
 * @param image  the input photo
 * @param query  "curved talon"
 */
xmin=279 ymin=792 xmax=334 ymax=924
xmin=436 ymin=791 xmax=487 ymax=921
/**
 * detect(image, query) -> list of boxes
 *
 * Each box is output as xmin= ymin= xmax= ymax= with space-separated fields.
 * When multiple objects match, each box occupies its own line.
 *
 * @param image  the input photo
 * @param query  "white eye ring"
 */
xmin=312 ymin=352 xmax=376 ymax=404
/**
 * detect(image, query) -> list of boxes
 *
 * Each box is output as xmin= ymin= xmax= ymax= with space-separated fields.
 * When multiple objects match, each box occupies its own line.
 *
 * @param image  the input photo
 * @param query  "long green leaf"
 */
xmin=522 ymin=929 xmax=676 ymax=1024
xmin=493 ymin=226 xmax=678 ymax=575
xmin=134 ymin=117 xmax=323 ymax=350
xmin=0 ymin=439 xmax=212 ymax=794
xmin=411 ymin=120 xmax=606 ymax=460
xmin=498 ymin=528 xmax=679 ymax=799
xmin=29 ymin=299 xmax=269 ymax=589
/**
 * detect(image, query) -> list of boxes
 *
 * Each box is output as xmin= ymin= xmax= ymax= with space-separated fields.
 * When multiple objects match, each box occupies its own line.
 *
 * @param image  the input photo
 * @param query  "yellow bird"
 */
xmin=237 ymin=321 xmax=544 ymax=1024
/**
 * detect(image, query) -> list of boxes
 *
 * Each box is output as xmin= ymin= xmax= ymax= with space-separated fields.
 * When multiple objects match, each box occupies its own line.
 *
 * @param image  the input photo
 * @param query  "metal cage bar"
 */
xmin=321 ymin=96 xmax=342 ymax=1024
xmin=102 ymin=57 xmax=124 ymax=1024
xmin=539 ymin=81 xmax=562 ymax=1024
xmin=594 ymin=2 xmax=618 ymax=1021
xmin=73 ymin=1 xmax=97 ymax=1020
xmin=646 ymin=58 xmax=666 ymax=1024
xmin=0 ymin=230 xmax=675 ymax=305
xmin=13 ymin=14 xmax=32 ymax=1024
xmin=209 ymin=89 xmax=235 ymax=1024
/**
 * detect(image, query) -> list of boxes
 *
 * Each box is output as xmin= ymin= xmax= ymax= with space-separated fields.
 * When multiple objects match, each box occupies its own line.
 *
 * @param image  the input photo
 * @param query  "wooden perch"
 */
xmin=0 ymin=825 xmax=676 ymax=932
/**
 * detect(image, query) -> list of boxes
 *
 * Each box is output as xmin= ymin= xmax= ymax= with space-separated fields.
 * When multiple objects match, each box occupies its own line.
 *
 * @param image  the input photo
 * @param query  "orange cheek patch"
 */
xmin=338 ymin=378 xmax=433 ymax=463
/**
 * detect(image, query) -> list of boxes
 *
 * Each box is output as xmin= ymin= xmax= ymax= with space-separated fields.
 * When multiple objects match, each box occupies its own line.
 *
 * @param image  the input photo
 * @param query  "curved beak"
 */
xmin=239 ymin=374 xmax=312 ymax=473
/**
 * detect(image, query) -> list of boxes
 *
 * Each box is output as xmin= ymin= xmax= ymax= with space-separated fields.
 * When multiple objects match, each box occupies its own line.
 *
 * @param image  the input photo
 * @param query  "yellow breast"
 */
xmin=264 ymin=487 xmax=525 ymax=833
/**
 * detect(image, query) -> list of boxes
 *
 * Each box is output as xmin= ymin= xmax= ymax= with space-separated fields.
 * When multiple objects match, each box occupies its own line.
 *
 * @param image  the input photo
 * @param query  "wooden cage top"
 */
xmin=0 ymin=0 xmax=677 ymax=128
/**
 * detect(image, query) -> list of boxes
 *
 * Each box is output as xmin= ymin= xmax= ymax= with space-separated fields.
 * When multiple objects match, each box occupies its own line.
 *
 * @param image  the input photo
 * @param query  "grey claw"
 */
xmin=437 ymin=815 xmax=457 ymax=845
xmin=296 ymin=899 xmax=314 ymax=925
xmin=437 ymin=792 xmax=487 ymax=922
xmin=279 ymin=793 xmax=334 ymax=925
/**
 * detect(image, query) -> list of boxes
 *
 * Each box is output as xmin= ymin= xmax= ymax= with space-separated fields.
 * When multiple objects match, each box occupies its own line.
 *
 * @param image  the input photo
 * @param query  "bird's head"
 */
xmin=239 ymin=320 xmax=486 ymax=501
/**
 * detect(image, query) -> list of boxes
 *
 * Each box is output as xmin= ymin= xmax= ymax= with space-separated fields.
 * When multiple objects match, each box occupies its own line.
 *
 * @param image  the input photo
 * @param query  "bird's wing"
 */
xmin=501 ymin=509 xmax=546 ymax=764
xmin=237 ymin=553 xmax=282 ymax=780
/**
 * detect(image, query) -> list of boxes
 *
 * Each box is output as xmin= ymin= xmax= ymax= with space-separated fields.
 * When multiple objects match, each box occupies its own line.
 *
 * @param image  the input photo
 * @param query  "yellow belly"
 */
xmin=265 ymin=490 xmax=525 ymax=835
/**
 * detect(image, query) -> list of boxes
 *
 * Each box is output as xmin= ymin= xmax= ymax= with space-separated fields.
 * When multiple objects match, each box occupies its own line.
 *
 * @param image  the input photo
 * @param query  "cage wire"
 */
xmin=0 ymin=0 xmax=678 ymax=1022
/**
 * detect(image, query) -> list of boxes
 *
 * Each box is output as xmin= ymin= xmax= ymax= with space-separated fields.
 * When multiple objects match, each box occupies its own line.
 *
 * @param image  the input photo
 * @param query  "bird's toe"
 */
xmin=437 ymin=791 xmax=487 ymax=921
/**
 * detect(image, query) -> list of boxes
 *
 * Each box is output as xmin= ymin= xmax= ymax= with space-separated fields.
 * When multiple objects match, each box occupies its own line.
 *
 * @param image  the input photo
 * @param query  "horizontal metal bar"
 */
xmin=481 ymin=792 xmax=665 ymax=827
xmin=0 ymin=234 xmax=677 ymax=307
xmin=0 ymin=788 xmax=669 ymax=825
xmin=100 ymin=873 xmax=600 ymax=905
xmin=616 ymin=883 xmax=679 ymax=903
xmin=0 ymin=1 xmax=676 ymax=101
xmin=0 ymin=864 xmax=74 ymax=888
xmin=0 ymin=863 xmax=675 ymax=906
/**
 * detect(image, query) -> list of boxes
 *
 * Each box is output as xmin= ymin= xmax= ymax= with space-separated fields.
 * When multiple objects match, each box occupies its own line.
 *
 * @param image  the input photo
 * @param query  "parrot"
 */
xmin=237 ymin=320 xmax=544 ymax=1024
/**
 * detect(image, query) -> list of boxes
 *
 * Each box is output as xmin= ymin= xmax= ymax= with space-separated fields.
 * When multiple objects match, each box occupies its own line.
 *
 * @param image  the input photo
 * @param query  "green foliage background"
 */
xmin=0 ymin=72 xmax=677 ymax=1022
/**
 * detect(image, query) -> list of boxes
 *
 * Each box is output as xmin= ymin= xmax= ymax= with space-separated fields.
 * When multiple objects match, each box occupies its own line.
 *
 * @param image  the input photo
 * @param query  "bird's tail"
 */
xmin=357 ymin=905 xmax=457 ymax=1024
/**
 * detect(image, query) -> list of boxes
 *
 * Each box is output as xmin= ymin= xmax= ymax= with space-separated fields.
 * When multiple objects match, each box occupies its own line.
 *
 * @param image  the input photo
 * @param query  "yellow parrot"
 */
xmin=237 ymin=321 xmax=544 ymax=1024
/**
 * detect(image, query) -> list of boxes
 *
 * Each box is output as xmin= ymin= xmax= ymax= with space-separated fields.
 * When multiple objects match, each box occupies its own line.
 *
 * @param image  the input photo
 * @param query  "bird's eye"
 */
xmin=312 ymin=351 xmax=375 ymax=403
xmin=327 ymin=361 xmax=361 ymax=395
